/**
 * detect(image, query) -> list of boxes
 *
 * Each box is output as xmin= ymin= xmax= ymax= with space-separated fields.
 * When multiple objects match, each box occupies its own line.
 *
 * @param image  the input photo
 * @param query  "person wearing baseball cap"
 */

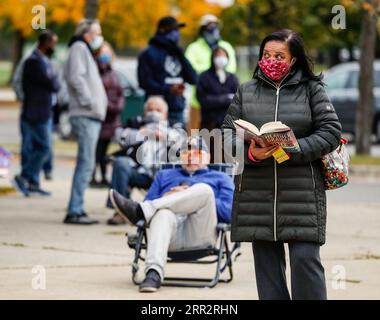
xmin=109 ymin=135 xmax=234 ymax=292
xmin=137 ymin=16 xmax=197 ymax=128
xmin=185 ymin=14 xmax=237 ymax=130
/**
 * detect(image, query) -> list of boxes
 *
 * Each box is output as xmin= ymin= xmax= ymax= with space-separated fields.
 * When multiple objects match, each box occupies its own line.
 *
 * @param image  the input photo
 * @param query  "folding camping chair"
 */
xmin=126 ymin=163 xmax=241 ymax=288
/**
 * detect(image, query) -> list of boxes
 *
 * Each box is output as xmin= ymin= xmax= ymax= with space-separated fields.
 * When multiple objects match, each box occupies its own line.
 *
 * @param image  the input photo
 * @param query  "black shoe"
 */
xmin=109 ymin=189 xmax=144 ymax=225
xmin=63 ymin=213 xmax=99 ymax=225
xmin=28 ymin=185 xmax=51 ymax=197
xmin=139 ymin=269 xmax=161 ymax=293
xmin=13 ymin=175 xmax=30 ymax=197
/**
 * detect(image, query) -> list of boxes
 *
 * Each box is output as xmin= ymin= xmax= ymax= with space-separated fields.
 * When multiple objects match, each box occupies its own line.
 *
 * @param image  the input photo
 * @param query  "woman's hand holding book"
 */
xmin=249 ymin=139 xmax=279 ymax=161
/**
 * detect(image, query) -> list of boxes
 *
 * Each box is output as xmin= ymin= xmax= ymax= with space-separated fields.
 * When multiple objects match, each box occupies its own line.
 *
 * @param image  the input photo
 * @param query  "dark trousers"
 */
xmin=252 ymin=240 xmax=327 ymax=300
xmin=20 ymin=118 xmax=50 ymax=186
xmin=21 ymin=117 xmax=53 ymax=178
xmin=106 ymin=156 xmax=152 ymax=208
xmin=93 ymin=137 xmax=111 ymax=182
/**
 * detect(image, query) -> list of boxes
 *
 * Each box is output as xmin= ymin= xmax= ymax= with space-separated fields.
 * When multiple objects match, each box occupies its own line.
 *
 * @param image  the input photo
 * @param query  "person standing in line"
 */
xmin=138 ymin=16 xmax=197 ymax=128
xmin=222 ymin=29 xmax=342 ymax=300
xmin=196 ymin=46 xmax=239 ymax=131
xmin=63 ymin=19 xmax=108 ymax=225
xmin=185 ymin=14 xmax=236 ymax=130
xmin=13 ymin=30 xmax=60 ymax=197
xmin=90 ymin=42 xmax=124 ymax=187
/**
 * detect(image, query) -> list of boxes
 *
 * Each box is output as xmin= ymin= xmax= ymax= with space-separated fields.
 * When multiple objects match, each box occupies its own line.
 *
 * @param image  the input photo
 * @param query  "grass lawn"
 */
xmin=350 ymin=155 xmax=380 ymax=166
xmin=0 ymin=61 xmax=12 ymax=87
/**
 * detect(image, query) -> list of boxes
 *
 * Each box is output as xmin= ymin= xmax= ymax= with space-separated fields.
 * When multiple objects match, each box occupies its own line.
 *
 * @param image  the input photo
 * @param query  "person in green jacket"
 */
xmin=185 ymin=14 xmax=236 ymax=130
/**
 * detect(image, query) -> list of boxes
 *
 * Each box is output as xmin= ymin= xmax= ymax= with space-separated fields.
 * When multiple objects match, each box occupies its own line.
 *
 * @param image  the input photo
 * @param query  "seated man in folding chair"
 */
xmin=110 ymin=136 xmax=234 ymax=292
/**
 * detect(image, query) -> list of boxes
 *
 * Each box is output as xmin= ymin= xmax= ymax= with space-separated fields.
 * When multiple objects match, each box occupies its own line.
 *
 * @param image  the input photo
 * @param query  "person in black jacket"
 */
xmin=14 ymin=30 xmax=60 ymax=197
xmin=137 ymin=16 xmax=197 ymax=128
xmin=196 ymin=47 xmax=239 ymax=131
xmin=222 ymin=29 xmax=342 ymax=300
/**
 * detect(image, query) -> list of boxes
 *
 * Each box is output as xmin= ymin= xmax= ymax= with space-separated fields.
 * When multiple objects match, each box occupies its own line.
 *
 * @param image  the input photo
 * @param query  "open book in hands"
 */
xmin=234 ymin=119 xmax=300 ymax=153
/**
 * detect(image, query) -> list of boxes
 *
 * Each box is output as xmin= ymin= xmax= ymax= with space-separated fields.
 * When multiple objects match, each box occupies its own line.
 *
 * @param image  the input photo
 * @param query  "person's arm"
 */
xmin=144 ymin=171 xmax=163 ymax=201
xmin=292 ymin=82 xmax=342 ymax=163
xmin=137 ymin=51 xmax=171 ymax=95
xmin=65 ymin=43 xmax=92 ymax=107
xmin=23 ymin=58 xmax=60 ymax=92
xmin=118 ymin=126 xmax=153 ymax=148
xmin=214 ymin=174 xmax=235 ymax=224
xmin=179 ymin=54 xmax=197 ymax=85
xmin=223 ymin=42 xmax=237 ymax=74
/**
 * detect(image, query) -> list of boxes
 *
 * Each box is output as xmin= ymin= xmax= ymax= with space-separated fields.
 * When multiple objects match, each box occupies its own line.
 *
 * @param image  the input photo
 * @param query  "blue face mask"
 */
xmin=98 ymin=53 xmax=112 ymax=65
xmin=203 ymin=27 xmax=220 ymax=47
xmin=165 ymin=29 xmax=180 ymax=44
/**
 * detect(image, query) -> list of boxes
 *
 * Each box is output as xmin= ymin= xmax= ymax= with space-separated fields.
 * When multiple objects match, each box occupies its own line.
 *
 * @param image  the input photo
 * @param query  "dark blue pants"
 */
xmin=20 ymin=118 xmax=50 ymax=186
xmin=252 ymin=240 xmax=327 ymax=300
xmin=106 ymin=156 xmax=152 ymax=208
xmin=21 ymin=117 xmax=53 ymax=179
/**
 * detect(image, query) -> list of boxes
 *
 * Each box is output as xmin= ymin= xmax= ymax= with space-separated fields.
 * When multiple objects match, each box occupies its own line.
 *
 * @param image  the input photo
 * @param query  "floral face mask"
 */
xmin=258 ymin=58 xmax=293 ymax=82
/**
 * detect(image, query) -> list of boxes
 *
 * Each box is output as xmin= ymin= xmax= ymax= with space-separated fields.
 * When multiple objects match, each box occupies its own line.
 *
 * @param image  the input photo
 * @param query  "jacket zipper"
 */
xmin=258 ymin=73 xmax=292 ymax=242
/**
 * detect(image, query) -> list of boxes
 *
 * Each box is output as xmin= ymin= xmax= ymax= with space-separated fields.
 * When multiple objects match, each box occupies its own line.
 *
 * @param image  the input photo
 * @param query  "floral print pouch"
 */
xmin=321 ymin=138 xmax=350 ymax=190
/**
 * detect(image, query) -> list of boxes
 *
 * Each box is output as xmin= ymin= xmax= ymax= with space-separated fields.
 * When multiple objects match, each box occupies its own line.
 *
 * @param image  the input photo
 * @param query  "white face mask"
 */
xmin=213 ymin=56 xmax=228 ymax=70
xmin=90 ymin=35 xmax=104 ymax=51
xmin=145 ymin=111 xmax=165 ymax=123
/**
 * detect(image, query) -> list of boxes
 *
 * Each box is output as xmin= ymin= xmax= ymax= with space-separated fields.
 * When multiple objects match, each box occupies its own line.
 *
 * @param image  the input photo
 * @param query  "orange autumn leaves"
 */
xmin=0 ymin=0 xmax=240 ymax=48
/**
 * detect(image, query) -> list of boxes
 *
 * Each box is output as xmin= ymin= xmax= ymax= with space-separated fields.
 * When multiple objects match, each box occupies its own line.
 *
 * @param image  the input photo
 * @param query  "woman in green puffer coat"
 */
xmin=222 ymin=29 xmax=342 ymax=300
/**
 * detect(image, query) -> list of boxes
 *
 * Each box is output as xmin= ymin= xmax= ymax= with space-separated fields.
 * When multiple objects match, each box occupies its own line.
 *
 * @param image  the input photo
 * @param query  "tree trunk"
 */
xmin=85 ymin=0 xmax=99 ymax=19
xmin=9 ymin=30 xmax=25 ymax=84
xmin=355 ymin=0 xmax=378 ymax=155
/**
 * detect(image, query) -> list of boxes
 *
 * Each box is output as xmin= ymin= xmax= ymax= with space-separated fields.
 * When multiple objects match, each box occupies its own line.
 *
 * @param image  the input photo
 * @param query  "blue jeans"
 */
xmin=67 ymin=116 xmax=101 ymax=215
xmin=42 ymin=117 xmax=54 ymax=175
xmin=106 ymin=156 xmax=152 ymax=208
xmin=21 ymin=117 xmax=53 ymax=180
xmin=20 ymin=118 xmax=51 ymax=186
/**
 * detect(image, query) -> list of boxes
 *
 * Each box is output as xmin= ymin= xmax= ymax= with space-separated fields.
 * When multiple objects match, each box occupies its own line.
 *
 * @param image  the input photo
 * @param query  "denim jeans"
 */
xmin=106 ymin=156 xmax=152 ymax=208
xmin=20 ymin=118 xmax=51 ymax=186
xmin=42 ymin=117 xmax=54 ymax=175
xmin=67 ymin=116 xmax=101 ymax=215
xmin=21 ymin=117 xmax=53 ymax=180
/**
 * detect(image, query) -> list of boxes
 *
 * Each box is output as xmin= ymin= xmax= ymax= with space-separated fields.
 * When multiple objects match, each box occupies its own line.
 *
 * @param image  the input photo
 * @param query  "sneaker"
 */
xmin=13 ymin=175 xmax=30 ymax=197
xmin=107 ymin=212 xmax=127 ymax=225
xmin=109 ymin=189 xmax=144 ymax=225
xmin=28 ymin=185 xmax=51 ymax=197
xmin=63 ymin=213 xmax=99 ymax=225
xmin=139 ymin=269 xmax=161 ymax=293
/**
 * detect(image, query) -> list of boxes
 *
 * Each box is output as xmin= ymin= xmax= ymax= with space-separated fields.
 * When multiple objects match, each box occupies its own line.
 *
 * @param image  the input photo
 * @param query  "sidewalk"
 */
xmin=0 ymin=88 xmax=19 ymax=107
xmin=0 ymin=158 xmax=379 ymax=299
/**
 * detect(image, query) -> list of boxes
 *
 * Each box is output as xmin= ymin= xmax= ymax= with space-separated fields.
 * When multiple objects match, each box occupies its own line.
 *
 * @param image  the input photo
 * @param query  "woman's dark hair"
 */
xmin=254 ymin=29 xmax=322 ymax=81
xmin=210 ymin=46 xmax=229 ymax=69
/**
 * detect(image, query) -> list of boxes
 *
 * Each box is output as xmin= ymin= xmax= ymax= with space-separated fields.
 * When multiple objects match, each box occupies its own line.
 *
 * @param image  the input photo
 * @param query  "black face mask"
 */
xmin=45 ymin=47 xmax=55 ymax=58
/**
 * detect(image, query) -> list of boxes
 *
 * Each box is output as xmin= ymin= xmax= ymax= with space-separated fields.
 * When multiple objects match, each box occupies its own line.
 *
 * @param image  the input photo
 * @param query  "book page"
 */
xmin=234 ymin=119 xmax=260 ymax=135
xmin=260 ymin=121 xmax=290 ymax=134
